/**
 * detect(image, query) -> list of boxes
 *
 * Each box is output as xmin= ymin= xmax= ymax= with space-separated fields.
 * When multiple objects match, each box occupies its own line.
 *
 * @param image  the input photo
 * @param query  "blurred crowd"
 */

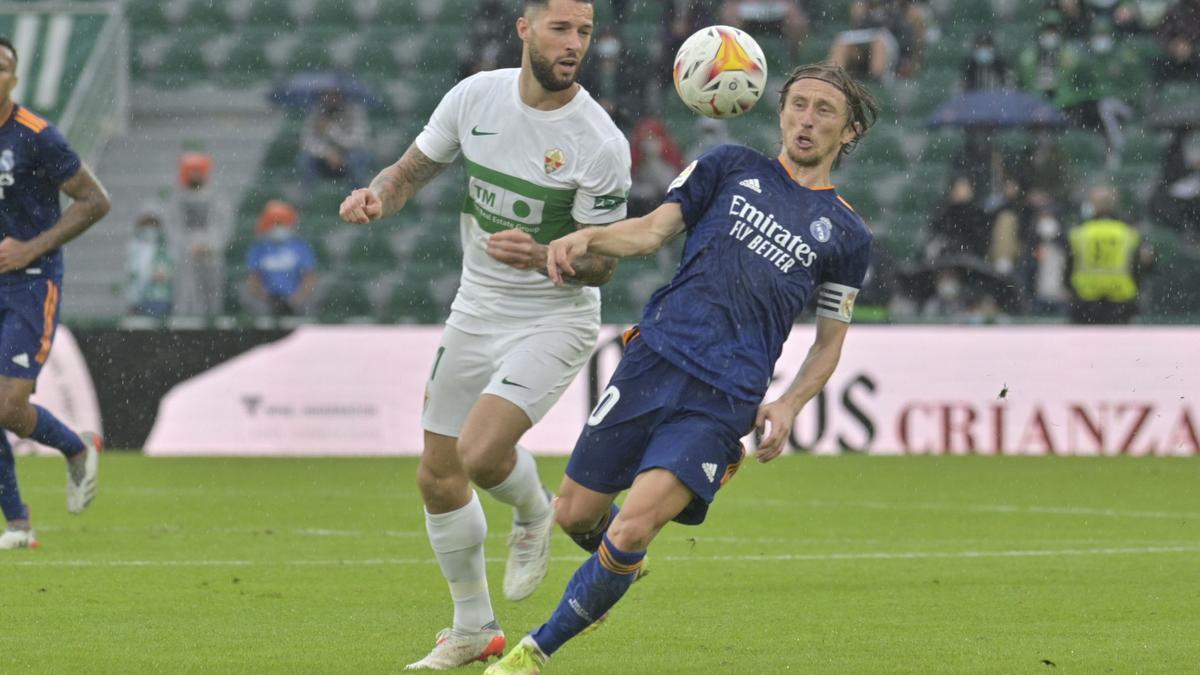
xmin=126 ymin=0 xmax=1200 ymax=326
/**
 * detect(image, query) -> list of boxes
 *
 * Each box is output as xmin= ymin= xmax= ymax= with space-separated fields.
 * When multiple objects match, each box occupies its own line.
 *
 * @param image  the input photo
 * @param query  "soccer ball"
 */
xmin=672 ymin=25 xmax=768 ymax=119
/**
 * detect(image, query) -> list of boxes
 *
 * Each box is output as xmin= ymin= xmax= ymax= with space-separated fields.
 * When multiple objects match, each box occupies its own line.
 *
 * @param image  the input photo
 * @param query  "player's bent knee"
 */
xmin=416 ymin=461 xmax=468 ymax=507
xmin=553 ymin=497 xmax=606 ymax=534
xmin=606 ymin=517 xmax=655 ymax=551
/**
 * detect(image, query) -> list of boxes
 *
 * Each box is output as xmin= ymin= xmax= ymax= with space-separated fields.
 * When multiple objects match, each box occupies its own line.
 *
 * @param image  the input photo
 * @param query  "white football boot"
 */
xmin=503 ymin=490 xmax=554 ymax=601
xmin=404 ymin=625 xmax=506 ymax=670
xmin=0 ymin=527 xmax=37 ymax=550
xmin=67 ymin=432 xmax=102 ymax=514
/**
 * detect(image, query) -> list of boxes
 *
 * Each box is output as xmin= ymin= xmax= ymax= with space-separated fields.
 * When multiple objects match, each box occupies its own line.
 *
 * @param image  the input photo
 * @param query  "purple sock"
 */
xmin=30 ymin=405 xmax=84 ymax=458
xmin=0 ymin=433 xmax=29 ymax=522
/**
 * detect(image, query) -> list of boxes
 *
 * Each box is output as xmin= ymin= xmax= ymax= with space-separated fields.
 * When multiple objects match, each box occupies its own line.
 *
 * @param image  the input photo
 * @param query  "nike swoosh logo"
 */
xmin=501 ymin=376 xmax=529 ymax=389
xmin=471 ymin=126 xmax=499 ymax=136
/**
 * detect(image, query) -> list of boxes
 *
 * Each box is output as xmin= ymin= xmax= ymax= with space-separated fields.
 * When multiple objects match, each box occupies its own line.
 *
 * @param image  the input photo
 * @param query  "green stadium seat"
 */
xmin=224 ymin=31 xmax=273 ymax=85
xmin=156 ymin=30 xmax=213 ymax=87
xmin=127 ymin=0 xmax=172 ymax=30
xmin=247 ymin=0 xmax=297 ymax=30
xmin=345 ymin=228 xmax=400 ymax=269
xmin=1057 ymin=131 xmax=1106 ymax=170
xmin=285 ymin=29 xmax=343 ymax=72
xmin=353 ymin=32 xmax=401 ymax=75
xmin=184 ymin=0 xmax=235 ymax=30
xmin=309 ymin=0 xmax=361 ymax=28
xmin=320 ymin=276 xmax=374 ymax=322
xmin=852 ymin=128 xmax=907 ymax=169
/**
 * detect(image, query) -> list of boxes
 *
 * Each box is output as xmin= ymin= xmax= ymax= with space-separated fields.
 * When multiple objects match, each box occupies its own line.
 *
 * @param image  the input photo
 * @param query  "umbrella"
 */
xmin=1148 ymin=103 xmax=1200 ymax=131
xmin=268 ymin=72 xmax=383 ymax=109
xmin=927 ymin=89 xmax=1068 ymax=129
xmin=899 ymin=255 xmax=1024 ymax=313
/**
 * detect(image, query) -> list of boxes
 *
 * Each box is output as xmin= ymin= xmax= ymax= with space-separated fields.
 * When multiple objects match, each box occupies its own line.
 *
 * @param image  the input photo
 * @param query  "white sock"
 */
xmin=426 ymin=491 xmax=494 ymax=632
xmin=485 ymin=445 xmax=551 ymax=524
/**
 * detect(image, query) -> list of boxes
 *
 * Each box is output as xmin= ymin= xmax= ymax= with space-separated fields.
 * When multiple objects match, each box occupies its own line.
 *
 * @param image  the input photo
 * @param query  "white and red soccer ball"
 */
xmin=672 ymin=25 xmax=768 ymax=119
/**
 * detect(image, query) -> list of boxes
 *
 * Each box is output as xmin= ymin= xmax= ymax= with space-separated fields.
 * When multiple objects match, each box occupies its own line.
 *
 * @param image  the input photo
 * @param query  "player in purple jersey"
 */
xmin=486 ymin=62 xmax=880 ymax=673
xmin=0 ymin=36 xmax=111 ymax=550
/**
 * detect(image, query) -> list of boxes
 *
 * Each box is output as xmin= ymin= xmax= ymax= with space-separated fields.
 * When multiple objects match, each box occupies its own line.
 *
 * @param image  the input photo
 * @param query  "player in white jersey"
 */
xmin=339 ymin=0 xmax=630 ymax=669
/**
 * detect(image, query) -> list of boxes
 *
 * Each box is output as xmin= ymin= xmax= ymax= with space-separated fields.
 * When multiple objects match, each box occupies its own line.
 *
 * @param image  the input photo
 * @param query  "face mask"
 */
xmin=1091 ymin=36 xmax=1114 ymax=53
xmin=1039 ymin=33 xmax=1061 ymax=50
xmin=596 ymin=37 xmax=620 ymax=59
xmin=268 ymin=226 xmax=292 ymax=242
xmin=936 ymin=278 xmax=961 ymax=301
xmin=973 ymin=47 xmax=995 ymax=64
xmin=1037 ymin=216 xmax=1060 ymax=239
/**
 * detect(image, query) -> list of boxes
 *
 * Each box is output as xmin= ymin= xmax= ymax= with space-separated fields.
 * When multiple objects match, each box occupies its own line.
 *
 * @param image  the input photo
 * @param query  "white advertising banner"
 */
xmin=144 ymin=326 xmax=1198 ymax=457
xmin=12 ymin=326 xmax=104 ymax=456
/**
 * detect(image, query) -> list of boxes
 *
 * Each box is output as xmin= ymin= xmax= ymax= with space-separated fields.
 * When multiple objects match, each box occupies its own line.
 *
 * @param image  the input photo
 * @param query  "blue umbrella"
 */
xmin=927 ymin=89 xmax=1067 ymax=129
xmin=268 ymin=72 xmax=384 ymax=109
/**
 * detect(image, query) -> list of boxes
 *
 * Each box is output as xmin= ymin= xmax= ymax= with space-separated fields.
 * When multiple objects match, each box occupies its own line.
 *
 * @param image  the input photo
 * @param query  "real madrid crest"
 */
xmin=544 ymin=148 xmax=565 ymax=175
xmin=809 ymin=216 xmax=832 ymax=243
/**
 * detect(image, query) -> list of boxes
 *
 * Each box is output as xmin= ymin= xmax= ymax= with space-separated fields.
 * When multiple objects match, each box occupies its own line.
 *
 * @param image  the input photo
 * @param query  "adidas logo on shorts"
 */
xmin=701 ymin=462 xmax=718 ymax=483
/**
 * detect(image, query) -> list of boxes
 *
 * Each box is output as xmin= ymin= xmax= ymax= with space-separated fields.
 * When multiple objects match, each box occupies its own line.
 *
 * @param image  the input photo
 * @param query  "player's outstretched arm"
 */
xmin=754 ymin=317 xmax=851 ymax=462
xmin=0 ymin=163 xmax=110 ymax=274
xmin=545 ymin=202 xmax=685 ymax=285
xmin=338 ymin=143 xmax=449 ymax=224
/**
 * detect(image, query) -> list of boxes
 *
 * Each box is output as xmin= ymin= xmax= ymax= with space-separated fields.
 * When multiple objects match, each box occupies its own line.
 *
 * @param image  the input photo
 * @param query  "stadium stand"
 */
xmin=4 ymin=0 xmax=1197 ymax=324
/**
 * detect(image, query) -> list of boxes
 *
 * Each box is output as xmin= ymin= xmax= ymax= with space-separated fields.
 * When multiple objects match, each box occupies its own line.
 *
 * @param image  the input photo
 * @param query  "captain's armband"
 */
xmin=815 ymin=282 xmax=859 ymax=323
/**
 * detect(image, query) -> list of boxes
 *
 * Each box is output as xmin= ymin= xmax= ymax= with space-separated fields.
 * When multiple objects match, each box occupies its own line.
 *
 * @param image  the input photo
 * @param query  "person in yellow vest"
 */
xmin=1066 ymin=185 xmax=1150 ymax=324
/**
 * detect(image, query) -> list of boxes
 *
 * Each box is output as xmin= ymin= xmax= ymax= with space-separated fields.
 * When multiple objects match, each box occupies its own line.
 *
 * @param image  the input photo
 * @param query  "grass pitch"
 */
xmin=3 ymin=454 xmax=1198 ymax=673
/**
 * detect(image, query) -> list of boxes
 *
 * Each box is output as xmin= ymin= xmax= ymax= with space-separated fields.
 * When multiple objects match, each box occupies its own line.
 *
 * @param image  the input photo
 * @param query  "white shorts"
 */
xmin=421 ymin=319 xmax=599 ymax=437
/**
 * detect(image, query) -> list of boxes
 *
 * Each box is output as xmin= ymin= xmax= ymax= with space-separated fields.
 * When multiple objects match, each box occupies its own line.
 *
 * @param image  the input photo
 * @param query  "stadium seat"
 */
xmin=223 ymin=30 xmax=273 ymax=85
xmin=308 ymin=0 xmax=362 ymax=28
xmin=183 ymin=0 xmax=235 ymax=30
xmin=320 ymin=276 xmax=375 ymax=322
xmin=247 ymin=0 xmax=297 ymax=30
xmin=126 ymin=0 xmax=172 ymax=30
xmin=156 ymin=30 xmax=214 ymax=87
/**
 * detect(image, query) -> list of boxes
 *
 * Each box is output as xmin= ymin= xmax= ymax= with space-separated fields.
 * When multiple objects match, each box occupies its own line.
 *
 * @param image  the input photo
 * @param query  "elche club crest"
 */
xmin=809 ymin=216 xmax=832 ymax=243
xmin=544 ymin=148 xmax=565 ymax=174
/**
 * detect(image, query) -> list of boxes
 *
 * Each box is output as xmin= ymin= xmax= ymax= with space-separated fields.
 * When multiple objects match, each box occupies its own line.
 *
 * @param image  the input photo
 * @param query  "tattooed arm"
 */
xmin=486 ymin=221 xmax=618 ymax=287
xmin=338 ymin=143 xmax=450 ymax=224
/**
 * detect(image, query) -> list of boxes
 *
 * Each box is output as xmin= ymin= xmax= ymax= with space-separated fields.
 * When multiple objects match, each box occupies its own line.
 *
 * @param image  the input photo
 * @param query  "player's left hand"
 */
xmin=486 ymin=228 xmax=547 ymax=271
xmin=0 ymin=237 xmax=39 ymax=274
xmin=754 ymin=399 xmax=796 ymax=462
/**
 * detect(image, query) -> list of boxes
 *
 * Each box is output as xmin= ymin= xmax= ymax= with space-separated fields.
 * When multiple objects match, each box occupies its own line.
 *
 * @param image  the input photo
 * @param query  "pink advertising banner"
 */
xmin=144 ymin=326 xmax=1197 ymax=457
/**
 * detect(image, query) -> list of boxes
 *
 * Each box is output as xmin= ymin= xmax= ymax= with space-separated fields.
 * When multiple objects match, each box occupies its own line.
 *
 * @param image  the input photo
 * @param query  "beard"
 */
xmin=528 ymin=40 xmax=578 ymax=92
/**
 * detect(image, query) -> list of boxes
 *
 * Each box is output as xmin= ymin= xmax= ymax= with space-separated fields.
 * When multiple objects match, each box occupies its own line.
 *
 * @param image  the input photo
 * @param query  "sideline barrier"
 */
xmin=141 ymin=326 xmax=1198 ymax=456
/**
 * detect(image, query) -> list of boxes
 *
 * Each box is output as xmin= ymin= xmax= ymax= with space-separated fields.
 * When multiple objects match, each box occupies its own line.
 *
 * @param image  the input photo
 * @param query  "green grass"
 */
xmin=3 ymin=455 xmax=1199 ymax=673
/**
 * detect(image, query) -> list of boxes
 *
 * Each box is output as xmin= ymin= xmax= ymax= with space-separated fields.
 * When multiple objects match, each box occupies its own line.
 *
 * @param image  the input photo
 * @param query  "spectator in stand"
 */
xmin=627 ymin=118 xmax=684 ymax=217
xmin=1055 ymin=0 xmax=1095 ymax=42
xmin=829 ymin=0 xmax=898 ymax=82
xmin=297 ymin=86 xmax=373 ymax=198
xmin=243 ymin=200 xmax=318 ymax=318
xmin=1028 ymin=202 xmax=1072 ymax=315
xmin=1017 ymin=11 xmax=1067 ymax=101
xmin=1151 ymin=0 xmax=1200 ymax=84
xmin=169 ymin=151 xmax=231 ymax=318
xmin=962 ymin=31 xmax=1013 ymax=91
xmin=719 ymin=0 xmax=809 ymax=58
xmin=685 ymin=117 xmax=734 ymax=163
xmin=456 ymin=0 xmax=523 ymax=79
xmin=923 ymin=175 xmax=992 ymax=263
xmin=885 ymin=0 xmax=930 ymax=79
xmin=1056 ymin=18 xmax=1143 ymax=169
xmin=577 ymin=29 xmax=639 ymax=131
xmin=125 ymin=204 xmax=173 ymax=319
xmin=1066 ymin=184 xmax=1151 ymax=323
xmin=1149 ymin=129 xmax=1200 ymax=243
xmin=1008 ymin=130 xmax=1075 ymax=206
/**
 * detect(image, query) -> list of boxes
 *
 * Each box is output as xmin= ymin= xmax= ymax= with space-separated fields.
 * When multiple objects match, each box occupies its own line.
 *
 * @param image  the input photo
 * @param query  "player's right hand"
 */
xmin=339 ymin=188 xmax=383 ymax=224
xmin=546 ymin=230 xmax=591 ymax=286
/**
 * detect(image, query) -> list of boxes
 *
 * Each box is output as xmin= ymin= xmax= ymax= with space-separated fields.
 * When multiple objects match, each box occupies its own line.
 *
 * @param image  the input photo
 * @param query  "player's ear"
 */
xmin=517 ymin=15 xmax=531 ymax=42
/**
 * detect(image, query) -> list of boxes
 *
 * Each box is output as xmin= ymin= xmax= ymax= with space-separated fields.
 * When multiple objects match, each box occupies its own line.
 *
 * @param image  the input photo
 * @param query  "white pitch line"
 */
xmin=4 ymin=546 xmax=1198 ymax=567
xmin=808 ymin=500 xmax=1200 ymax=520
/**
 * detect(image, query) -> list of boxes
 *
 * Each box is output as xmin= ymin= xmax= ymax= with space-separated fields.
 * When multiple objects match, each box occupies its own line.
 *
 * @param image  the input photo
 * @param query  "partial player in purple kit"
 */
xmin=0 ymin=36 xmax=111 ymax=550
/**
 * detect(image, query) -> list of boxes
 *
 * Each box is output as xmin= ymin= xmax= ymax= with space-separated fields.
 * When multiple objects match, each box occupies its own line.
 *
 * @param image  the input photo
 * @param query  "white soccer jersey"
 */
xmin=415 ymin=68 xmax=631 ymax=330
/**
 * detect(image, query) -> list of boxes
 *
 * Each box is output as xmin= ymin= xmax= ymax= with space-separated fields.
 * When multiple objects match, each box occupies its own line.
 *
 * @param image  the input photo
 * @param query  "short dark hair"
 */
xmin=778 ymin=62 xmax=880 ymax=164
xmin=523 ymin=0 xmax=593 ymax=13
xmin=0 ymin=36 xmax=17 ymax=64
